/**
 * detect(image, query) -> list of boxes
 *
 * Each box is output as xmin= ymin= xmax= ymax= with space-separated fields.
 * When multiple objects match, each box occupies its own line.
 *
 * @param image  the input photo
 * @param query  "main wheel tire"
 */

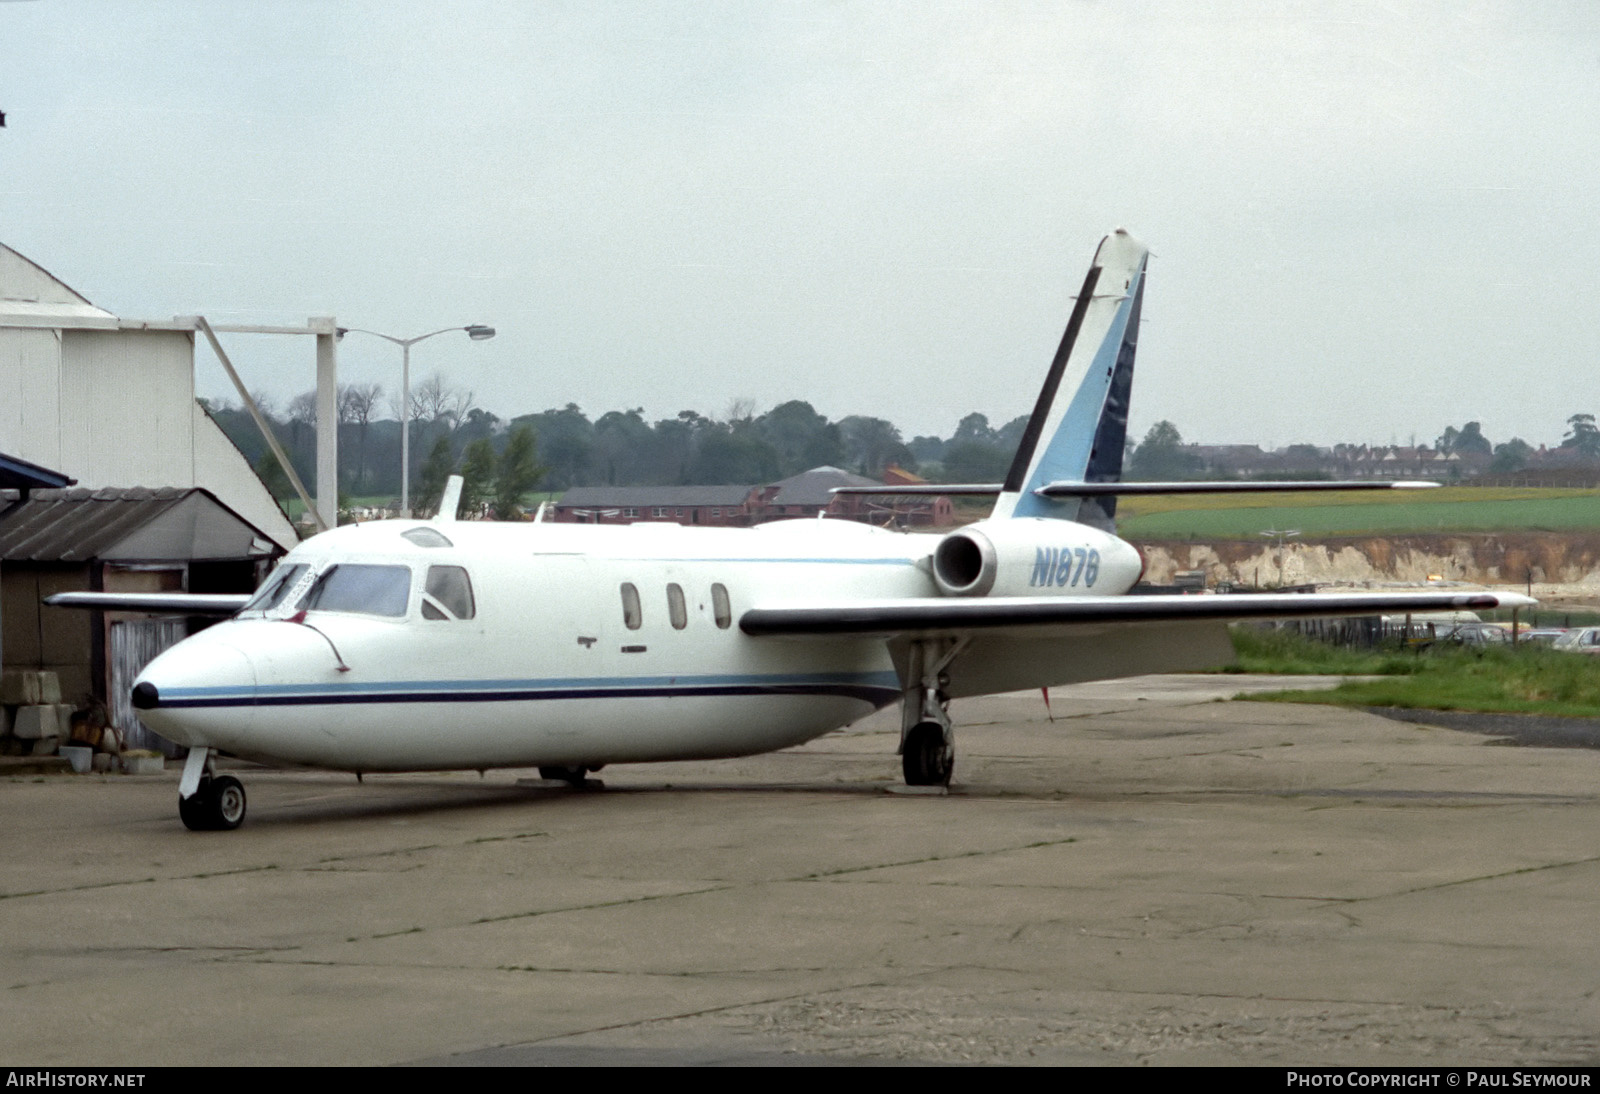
xmin=209 ymin=776 xmax=247 ymax=830
xmin=902 ymin=721 xmax=953 ymax=787
xmin=538 ymin=765 xmax=588 ymax=784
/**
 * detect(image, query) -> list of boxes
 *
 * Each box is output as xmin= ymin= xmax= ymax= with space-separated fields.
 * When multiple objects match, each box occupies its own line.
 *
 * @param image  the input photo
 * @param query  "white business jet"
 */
xmin=49 ymin=230 xmax=1533 ymax=830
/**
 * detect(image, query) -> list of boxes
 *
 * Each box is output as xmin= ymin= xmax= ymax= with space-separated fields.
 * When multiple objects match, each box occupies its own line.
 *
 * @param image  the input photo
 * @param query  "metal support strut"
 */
xmin=899 ymin=637 xmax=968 ymax=786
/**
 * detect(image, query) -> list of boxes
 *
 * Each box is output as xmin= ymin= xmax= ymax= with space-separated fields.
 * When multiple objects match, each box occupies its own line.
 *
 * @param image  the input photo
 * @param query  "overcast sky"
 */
xmin=3 ymin=1 xmax=1597 ymax=449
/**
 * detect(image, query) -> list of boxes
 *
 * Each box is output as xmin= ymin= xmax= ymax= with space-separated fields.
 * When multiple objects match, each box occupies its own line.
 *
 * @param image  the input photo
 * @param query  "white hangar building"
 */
xmin=0 ymin=243 xmax=302 ymax=551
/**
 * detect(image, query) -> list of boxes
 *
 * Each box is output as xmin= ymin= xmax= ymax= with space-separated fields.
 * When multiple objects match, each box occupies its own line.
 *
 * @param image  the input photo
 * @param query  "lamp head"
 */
xmin=465 ymin=325 xmax=496 ymax=341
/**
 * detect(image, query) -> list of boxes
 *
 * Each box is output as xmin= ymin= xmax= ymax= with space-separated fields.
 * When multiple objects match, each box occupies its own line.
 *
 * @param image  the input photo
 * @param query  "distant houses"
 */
xmin=1184 ymin=443 xmax=1493 ymax=481
xmin=552 ymin=465 xmax=955 ymax=528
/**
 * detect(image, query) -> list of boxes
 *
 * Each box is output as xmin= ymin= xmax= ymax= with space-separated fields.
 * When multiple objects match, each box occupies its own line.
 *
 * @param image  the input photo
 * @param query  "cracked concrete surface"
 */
xmin=2 ymin=675 xmax=1598 ymax=1066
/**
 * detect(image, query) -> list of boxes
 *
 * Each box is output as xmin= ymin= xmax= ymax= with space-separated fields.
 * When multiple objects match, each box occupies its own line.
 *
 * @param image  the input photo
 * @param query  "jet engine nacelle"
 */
xmin=931 ymin=518 xmax=1144 ymax=598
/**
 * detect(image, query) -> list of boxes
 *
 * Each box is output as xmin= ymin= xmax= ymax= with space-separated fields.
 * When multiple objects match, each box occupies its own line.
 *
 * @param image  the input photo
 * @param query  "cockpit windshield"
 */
xmin=295 ymin=564 xmax=412 ymax=618
xmin=239 ymin=564 xmax=308 ymax=615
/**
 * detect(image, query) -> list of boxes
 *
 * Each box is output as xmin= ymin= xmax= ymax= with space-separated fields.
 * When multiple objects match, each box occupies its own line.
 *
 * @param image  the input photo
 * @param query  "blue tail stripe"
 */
xmin=1010 ymin=267 xmax=1144 ymax=519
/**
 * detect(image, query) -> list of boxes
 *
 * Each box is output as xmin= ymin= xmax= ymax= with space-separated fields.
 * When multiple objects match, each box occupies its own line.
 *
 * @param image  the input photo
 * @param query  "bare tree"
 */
xmin=411 ymin=373 xmax=475 ymax=432
xmin=287 ymin=389 xmax=318 ymax=428
xmin=246 ymin=389 xmax=277 ymax=420
xmin=338 ymin=382 xmax=383 ymax=491
xmin=338 ymin=382 xmax=381 ymax=426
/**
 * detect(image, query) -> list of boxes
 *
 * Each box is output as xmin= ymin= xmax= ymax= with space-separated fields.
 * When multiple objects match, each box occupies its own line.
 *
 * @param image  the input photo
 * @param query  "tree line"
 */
xmin=203 ymin=374 xmax=1039 ymax=505
xmin=206 ymin=372 xmax=1600 ymax=510
xmin=1126 ymin=414 xmax=1600 ymax=480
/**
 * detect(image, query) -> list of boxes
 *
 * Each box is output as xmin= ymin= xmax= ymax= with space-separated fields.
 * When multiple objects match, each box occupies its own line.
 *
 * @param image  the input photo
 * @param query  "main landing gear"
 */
xmin=538 ymin=764 xmax=604 ymax=786
xmin=898 ymin=638 xmax=969 ymax=787
xmin=178 ymin=748 xmax=246 ymax=831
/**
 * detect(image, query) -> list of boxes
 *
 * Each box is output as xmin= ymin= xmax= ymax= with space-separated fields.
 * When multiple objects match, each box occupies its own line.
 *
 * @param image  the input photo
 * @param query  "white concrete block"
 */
xmin=121 ymin=753 xmax=163 ymax=776
xmin=12 ymin=705 xmax=61 ymax=740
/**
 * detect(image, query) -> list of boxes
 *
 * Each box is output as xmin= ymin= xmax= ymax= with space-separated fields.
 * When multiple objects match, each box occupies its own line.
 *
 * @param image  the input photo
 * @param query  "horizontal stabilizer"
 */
xmin=831 ymin=484 xmax=1003 ymax=496
xmin=45 ymin=592 xmax=251 ymax=615
xmin=1035 ymin=479 xmax=1441 ymax=497
xmin=833 ymin=480 xmax=1441 ymax=499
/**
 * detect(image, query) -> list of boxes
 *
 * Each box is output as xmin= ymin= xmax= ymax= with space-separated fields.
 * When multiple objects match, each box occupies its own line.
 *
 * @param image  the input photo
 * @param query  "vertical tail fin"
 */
xmin=991 ymin=229 xmax=1149 ymax=528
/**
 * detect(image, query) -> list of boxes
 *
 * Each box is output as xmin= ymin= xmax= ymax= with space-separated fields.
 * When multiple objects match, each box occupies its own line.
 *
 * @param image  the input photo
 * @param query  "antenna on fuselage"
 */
xmin=434 ymin=475 xmax=464 ymax=523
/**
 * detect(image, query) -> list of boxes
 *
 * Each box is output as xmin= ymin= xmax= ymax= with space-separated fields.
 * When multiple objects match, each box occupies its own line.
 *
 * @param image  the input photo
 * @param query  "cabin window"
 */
xmin=241 ymin=564 xmax=307 ymax=614
xmin=620 ymin=583 xmax=642 ymax=629
xmin=422 ymin=565 xmax=475 ymax=620
xmin=403 ymin=527 xmax=454 ymax=549
xmin=297 ymin=564 xmax=411 ymax=618
xmin=667 ymin=583 xmax=687 ymax=630
xmin=712 ymin=583 xmax=731 ymax=629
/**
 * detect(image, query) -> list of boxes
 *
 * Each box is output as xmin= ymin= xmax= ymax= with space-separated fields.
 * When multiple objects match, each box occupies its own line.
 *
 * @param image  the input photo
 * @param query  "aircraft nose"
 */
xmin=136 ymin=638 xmax=257 ymax=702
xmin=132 ymin=636 xmax=258 ymax=747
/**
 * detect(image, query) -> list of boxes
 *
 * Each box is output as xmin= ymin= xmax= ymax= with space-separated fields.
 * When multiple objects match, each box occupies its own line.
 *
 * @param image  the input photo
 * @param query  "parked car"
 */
xmin=1553 ymin=628 xmax=1600 ymax=654
xmin=1435 ymin=622 xmax=1510 ymax=647
xmin=1517 ymin=628 xmax=1568 ymax=647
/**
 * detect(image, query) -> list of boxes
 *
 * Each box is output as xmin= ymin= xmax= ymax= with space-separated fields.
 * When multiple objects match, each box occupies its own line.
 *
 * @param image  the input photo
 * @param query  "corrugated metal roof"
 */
xmin=0 ymin=487 xmax=277 ymax=562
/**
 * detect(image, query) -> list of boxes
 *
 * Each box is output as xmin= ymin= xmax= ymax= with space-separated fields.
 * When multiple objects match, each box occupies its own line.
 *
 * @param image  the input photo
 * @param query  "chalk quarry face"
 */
xmin=1135 ymin=532 xmax=1600 ymax=593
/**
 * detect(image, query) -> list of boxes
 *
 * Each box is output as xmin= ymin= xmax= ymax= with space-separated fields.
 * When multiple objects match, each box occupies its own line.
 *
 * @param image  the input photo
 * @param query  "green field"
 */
xmin=1115 ymin=487 xmax=1600 ymax=539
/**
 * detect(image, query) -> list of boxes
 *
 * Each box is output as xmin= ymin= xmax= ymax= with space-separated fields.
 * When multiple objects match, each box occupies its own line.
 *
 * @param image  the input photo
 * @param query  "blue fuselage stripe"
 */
xmin=154 ymin=674 xmax=902 ymax=711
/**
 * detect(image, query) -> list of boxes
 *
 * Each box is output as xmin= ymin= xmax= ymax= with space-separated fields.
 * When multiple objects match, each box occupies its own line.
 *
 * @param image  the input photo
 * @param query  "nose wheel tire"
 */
xmin=538 ymin=765 xmax=590 ymax=785
xmin=179 ymin=775 xmax=247 ymax=831
xmin=902 ymin=721 xmax=954 ymax=787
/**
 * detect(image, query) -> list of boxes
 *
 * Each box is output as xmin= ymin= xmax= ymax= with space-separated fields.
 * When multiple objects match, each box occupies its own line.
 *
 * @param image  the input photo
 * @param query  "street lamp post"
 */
xmin=336 ymin=324 xmax=495 ymax=516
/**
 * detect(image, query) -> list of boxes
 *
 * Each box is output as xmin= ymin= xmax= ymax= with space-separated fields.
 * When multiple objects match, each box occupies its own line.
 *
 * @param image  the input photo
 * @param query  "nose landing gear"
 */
xmin=177 ymin=749 xmax=247 ymax=831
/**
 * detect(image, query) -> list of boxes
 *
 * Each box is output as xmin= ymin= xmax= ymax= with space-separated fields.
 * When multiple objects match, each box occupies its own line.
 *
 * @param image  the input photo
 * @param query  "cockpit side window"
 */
xmin=297 ymin=564 xmax=412 ymax=618
xmin=241 ymin=564 xmax=307 ymax=614
xmin=422 ymin=565 xmax=475 ymax=620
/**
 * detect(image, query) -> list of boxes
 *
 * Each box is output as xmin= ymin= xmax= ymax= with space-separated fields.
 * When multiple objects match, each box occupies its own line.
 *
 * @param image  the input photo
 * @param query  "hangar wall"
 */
xmin=0 ymin=243 xmax=298 ymax=551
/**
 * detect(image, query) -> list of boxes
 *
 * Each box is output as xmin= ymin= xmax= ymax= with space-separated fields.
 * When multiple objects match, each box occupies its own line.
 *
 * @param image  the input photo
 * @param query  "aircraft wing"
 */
xmin=740 ymin=590 xmax=1535 ymax=639
xmin=44 ymin=592 xmax=251 ymax=615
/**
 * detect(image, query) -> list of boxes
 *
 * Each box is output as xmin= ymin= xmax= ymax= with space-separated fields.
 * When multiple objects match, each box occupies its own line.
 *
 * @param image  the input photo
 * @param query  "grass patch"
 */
xmin=1234 ymin=632 xmax=1600 ymax=717
xmin=1116 ymin=487 xmax=1600 ymax=538
xmin=1226 ymin=627 xmax=1425 ymax=676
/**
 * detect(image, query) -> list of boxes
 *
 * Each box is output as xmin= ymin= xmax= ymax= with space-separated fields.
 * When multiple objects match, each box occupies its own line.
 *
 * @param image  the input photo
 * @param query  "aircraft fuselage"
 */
xmin=133 ymin=516 xmax=1141 ymax=772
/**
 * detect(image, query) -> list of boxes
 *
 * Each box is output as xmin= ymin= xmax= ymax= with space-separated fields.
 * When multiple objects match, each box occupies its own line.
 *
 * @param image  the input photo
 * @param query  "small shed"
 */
xmin=0 ymin=487 xmax=281 ymax=751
